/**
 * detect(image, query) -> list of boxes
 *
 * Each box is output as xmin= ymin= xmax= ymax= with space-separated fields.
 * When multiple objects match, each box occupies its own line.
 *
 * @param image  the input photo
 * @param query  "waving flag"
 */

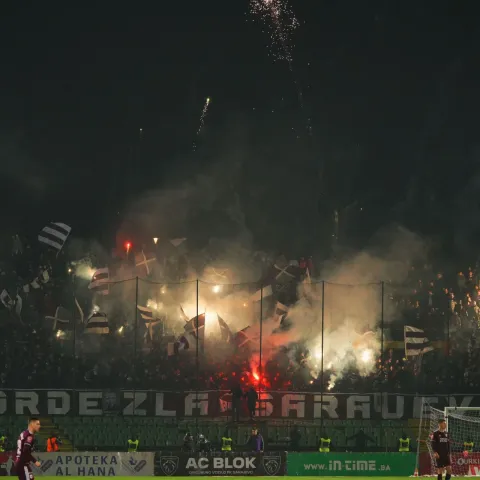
xmin=217 ymin=315 xmax=232 ymax=342
xmin=0 ymin=289 xmax=14 ymax=310
xmin=404 ymin=325 xmax=434 ymax=356
xmin=135 ymin=250 xmax=156 ymax=276
xmin=45 ymin=298 xmax=84 ymax=331
xmin=234 ymin=326 xmax=258 ymax=349
xmin=137 ymin=305 xmax=162 ymax=340
xmin=46 ymin=306 xmax=72 ymax=331
xmin=85 ymin=312 xmax=109 ymax=334
xmin=273 ymin=301 xmax=289 ymax=323
xmin=38 ymin=222 xmax=71 ymax=252
xmin=184 ymin=313 xmax=205 ymax=341
xmin=88 ymin=268 xmax=110 ymax=295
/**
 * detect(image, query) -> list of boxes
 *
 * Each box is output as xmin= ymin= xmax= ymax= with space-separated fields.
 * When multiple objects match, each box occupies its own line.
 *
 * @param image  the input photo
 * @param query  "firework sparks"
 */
xmin=193 ymin=97 xmax=211 ymax=152
xmin=249 ymin=0 xmax=299 ymax=63
xmin=249 ymin=0 xmax=310 ymax=136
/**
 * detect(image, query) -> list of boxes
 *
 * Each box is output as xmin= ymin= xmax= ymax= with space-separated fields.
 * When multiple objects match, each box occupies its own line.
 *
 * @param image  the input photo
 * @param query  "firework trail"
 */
xmin=197 ymin=97 xmax=211 ymax=135
xmin=193 ymin=97 xmax=211 ymax=152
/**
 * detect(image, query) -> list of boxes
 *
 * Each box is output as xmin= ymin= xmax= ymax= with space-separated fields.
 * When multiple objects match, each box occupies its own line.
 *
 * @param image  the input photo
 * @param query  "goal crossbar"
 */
xmin=444 ymin=407 xmax=480 ymax=431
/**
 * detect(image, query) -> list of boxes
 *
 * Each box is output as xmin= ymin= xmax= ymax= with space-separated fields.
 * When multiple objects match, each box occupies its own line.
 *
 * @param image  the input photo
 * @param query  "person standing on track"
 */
xmin=15 ymin=418 xmax=41 ymax=480
xmin=431 ymin=418 xmax=452 ymax=480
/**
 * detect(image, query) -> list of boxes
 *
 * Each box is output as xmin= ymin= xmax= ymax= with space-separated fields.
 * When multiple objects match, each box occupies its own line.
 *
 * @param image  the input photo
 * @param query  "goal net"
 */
xmin=419 ymin=403 xmax=480 ymax=476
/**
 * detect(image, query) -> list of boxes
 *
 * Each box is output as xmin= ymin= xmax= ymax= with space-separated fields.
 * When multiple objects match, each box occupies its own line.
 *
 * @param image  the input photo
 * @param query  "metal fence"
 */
xmin=0 ymin=277 xmax=456 ymax=394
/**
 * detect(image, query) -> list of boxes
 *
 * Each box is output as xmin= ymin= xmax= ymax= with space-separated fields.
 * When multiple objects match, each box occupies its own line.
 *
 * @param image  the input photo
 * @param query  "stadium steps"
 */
xmin=37 ymin=417 xmax=54 ymax=451
xmin=408 ymin=418 xmax=428 ymax=452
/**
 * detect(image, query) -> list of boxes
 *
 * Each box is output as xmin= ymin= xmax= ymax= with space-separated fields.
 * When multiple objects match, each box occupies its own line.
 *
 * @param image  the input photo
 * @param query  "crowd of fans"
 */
xmin=1 ymin=235 xmax=480 ymax=395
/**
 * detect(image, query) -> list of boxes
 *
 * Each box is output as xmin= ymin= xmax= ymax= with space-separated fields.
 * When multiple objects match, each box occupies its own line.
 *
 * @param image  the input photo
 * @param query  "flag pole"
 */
xmin=134 ymin=276 xmax=139 ymax=416
xmin=72 ymin=273 xmax=77 ymax=451
xmin=446 ymin=306 xmax=450 ymax=379
xmin=259 ymin=286 xmax=263 ymax=403
xmin=320 ymin=280 xmax=325 ymax=433
xmin=195 ymin=279 xmax=199 ymax=437
xmin=380 ymin=281 xmax=385 ymax=375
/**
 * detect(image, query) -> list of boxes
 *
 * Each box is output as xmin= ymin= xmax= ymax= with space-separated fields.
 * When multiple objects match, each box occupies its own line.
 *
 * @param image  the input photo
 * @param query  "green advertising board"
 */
xmin=288 ymin=452 xmax=416 ymax=476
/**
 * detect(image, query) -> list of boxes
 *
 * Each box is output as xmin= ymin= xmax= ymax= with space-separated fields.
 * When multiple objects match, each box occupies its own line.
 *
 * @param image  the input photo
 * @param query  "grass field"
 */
xmin=38 ymin=477 xmax=413 ymax=480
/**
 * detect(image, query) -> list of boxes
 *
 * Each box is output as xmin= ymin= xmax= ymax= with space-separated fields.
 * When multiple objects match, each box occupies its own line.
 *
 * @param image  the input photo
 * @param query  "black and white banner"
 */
xmin=88 ymin=268 xmax=110 ymax=295
xmin=38 ymin=222 xmax=71 ymax=252
xmin=404 ymin=325 xmax=434 ymax=356
xmin=1 ymin=390 xmax=480 ymax=420
xmin=156 ymin=452 xmax=286 ymax=476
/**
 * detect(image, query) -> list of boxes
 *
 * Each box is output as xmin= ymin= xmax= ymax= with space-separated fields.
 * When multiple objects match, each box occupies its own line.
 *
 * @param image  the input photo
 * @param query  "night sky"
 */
xmin=2 ymin=1 xmax=479 ymax=256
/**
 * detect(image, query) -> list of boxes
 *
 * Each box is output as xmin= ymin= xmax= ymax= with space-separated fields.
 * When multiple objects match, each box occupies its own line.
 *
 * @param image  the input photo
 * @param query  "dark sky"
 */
xmin=1 ymin=1 xmax=480 ymax=253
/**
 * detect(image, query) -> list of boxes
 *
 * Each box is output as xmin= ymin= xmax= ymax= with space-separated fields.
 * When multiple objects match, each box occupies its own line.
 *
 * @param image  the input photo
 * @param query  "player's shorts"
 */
xmin=436 ymin=455 xmax=451 ymax=469
xmin=16 ymin=463 xmax=34 ymax=480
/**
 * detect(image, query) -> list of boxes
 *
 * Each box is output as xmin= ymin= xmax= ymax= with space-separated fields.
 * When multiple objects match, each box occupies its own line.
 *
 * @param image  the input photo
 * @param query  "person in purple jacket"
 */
xmin=249 ymin=428 xmax=264 ymax=453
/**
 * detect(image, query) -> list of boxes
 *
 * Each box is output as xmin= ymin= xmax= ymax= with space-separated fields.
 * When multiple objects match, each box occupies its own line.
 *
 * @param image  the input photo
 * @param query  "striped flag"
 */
xmin=137 ymin=305 xmax=162 ymax=340
xmin=88 ymin=268 xmax=110 ymax=295
xmin=38 ymin=222 xmax=71 ymax=251
xmin=85 ymin=312 xmax=109 ymax=334
xmin=404 ymin=325 xmax=434 ymax=356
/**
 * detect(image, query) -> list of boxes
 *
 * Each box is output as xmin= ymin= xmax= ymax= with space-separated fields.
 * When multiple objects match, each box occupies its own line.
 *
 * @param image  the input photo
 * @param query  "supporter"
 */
xmin=1 ymin=240 xmax=480 ymax=393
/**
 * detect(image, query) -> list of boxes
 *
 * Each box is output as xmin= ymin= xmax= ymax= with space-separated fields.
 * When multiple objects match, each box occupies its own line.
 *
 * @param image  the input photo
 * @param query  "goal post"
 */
xmin=444 ymin=406 xmax=480 ymax=431
xmin=418 ymin=401 xmax=480 ymax=476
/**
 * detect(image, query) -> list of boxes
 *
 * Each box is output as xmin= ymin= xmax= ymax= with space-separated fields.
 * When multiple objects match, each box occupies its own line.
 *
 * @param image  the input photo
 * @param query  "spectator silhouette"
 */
xmin=346 ymin=430 xmax=376 ymax=451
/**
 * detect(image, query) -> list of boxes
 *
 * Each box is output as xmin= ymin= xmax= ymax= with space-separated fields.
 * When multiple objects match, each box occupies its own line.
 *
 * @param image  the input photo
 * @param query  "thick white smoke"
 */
xmin=283 ymin=226 xmax=427 ymax=384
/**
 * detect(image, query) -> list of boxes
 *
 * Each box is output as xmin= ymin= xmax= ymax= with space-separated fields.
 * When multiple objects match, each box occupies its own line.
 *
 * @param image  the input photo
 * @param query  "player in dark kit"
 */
xmin=15 ymin=418 xmax=41 ymax=480
xmin=431 ymin=419 xmax=452 ymax=480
